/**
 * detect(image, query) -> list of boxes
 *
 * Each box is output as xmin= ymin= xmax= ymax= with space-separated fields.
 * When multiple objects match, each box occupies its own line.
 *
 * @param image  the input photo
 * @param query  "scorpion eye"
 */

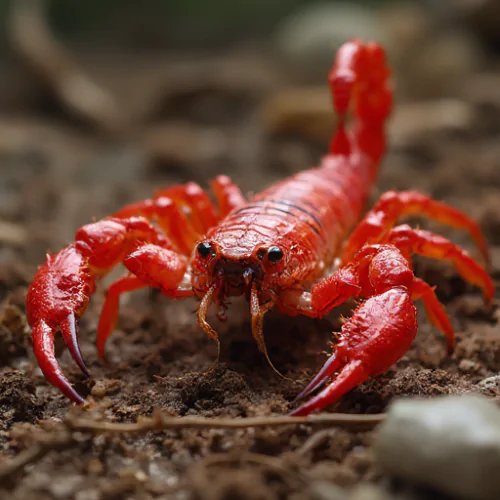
xmin=267 ymin=246 xmax=283 ymax=263
xmin=256 ymin=248 xmax=266 ymax=260
xmin=197 ymin=241 xmax=213 ymax=258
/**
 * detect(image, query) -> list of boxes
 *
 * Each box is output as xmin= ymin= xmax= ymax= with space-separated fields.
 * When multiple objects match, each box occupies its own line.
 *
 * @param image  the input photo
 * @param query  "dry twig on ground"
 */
xmin=65 ymin=408 xmax=385 ymax=434
xmin=0 ymin=409 xmax=384 ymax=482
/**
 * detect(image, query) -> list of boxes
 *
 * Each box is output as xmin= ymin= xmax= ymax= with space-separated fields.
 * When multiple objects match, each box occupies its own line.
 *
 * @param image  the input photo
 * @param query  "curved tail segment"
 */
xmin=328 ymin=39 xmax=392 ymax=175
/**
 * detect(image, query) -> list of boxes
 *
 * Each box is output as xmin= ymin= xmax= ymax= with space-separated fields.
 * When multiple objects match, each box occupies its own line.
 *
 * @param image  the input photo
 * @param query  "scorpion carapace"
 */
xmin=26 ymin=40 xmax=494 ymax=415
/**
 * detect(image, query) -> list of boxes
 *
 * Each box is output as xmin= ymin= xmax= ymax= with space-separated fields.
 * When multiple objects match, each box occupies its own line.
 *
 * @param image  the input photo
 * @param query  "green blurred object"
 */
xmin=40 ymin=0 xmax=391 ymax=46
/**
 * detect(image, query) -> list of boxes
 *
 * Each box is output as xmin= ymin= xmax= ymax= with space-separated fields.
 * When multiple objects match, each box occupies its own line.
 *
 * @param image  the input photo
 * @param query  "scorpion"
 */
xmin=26 ymin=40 xmax=494 ymax=416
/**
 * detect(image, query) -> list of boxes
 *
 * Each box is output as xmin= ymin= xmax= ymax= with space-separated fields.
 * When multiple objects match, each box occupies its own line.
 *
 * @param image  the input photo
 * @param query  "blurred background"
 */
xmin=1 ymin=0 xmax=500 ymax=266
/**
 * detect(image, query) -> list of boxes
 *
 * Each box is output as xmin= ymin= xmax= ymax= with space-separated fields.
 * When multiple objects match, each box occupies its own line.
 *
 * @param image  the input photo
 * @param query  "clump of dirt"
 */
xmin=0 ymin=305 xmax=29 ymax=363
xmin=0 ymin=372 xmax=45 ymax=429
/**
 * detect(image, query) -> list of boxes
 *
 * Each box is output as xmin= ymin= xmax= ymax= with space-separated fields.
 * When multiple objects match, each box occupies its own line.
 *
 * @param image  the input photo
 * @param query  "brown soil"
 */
xmin=0 ymin=50 xmax=499 ymax=500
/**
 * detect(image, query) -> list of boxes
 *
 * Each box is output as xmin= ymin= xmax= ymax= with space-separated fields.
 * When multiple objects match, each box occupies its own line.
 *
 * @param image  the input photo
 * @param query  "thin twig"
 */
xmin=296 ymin=428 xmax=339 ymax=456
xmin=0 ymin=411 xmax=384 ymax=482
xmin=65 ymin=409 xmax=385 ymax=434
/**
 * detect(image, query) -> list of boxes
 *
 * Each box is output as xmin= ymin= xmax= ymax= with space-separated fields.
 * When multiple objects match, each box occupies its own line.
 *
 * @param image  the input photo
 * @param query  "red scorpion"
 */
xmin=27 ymin=40 xmax=494 ymax=416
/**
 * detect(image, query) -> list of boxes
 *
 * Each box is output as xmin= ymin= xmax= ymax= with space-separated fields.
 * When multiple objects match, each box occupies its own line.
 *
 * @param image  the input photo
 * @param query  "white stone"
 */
xmin=375 ymin=395 xmax=500 ymax=500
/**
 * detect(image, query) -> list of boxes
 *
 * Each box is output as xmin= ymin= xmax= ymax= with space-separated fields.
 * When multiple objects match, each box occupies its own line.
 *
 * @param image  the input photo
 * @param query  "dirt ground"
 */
xmin=0 ymin=46 xmax=499 ymax=500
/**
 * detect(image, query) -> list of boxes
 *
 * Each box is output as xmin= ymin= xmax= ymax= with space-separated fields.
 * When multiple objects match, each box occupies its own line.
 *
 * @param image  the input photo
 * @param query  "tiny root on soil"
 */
xmin=65 ymin=408 xmax=385 ymax=434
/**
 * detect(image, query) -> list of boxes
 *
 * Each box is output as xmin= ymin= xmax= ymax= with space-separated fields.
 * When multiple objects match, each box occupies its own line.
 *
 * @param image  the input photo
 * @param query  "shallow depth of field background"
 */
xmin=0 ymin=1 xmax=499 ymax=499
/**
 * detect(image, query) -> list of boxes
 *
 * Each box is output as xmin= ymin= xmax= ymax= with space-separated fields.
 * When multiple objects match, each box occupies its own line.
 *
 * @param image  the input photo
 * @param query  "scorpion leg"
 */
xmin=96 ymin=276 xmax=147 ymax=360
xmin=341 ymin=190 xmax=490 ymax=265
xmin=410 ymin=278 xmax=454 ymax=353
xmin=113 ymin=177 xmax=246 ymax=252
xmin=387 ymin=225 xmax=494 ymax=304
xmin=157 ymin=175 xmax=246 ymax=228
xmin=97 ymin=244 xmax=192 ymax=359
xmin=114 ymin=197 xmax=199 ymax=255
xmin=210 ymin=175 xmax=246 ymax=217
xmin=155 ymin=182 xmax=219 ymax=234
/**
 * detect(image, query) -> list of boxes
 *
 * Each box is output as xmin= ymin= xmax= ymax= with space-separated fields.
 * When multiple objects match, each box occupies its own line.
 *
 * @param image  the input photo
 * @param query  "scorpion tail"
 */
xmin=329 ymin=39 xmax=392 ymax=171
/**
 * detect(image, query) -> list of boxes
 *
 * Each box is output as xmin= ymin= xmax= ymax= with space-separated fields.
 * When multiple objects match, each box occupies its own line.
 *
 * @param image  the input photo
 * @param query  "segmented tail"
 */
xmin=328 ymin=39 xmax=392 ymax=177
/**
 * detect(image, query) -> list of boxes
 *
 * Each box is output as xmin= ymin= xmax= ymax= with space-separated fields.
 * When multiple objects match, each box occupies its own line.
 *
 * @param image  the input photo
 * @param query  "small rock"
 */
xmin=90 ymin=381 xmax=108 ymax=399
xmin=311 ymin=481 xmax=347 ymax=500
xmin=349 ymin=484 xmax=392 ymax=500
xmin=458 ymin=358 xmax=478 ymax=374
xmin=375 ymin=395 xmax=500 ymax=500
xmin=90 ymin=379 xmax=122 ymax=398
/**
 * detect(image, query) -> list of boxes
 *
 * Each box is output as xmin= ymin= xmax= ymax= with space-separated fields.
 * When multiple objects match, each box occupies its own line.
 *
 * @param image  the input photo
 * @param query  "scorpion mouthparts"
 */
xmin=243 ymin=268 xmax=253 ymax=286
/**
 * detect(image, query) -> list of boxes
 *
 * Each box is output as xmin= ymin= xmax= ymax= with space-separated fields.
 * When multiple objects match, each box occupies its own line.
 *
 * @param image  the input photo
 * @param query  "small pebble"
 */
xmin=349 ymin=485 xmax=391 ymax=500
xmin=311 ymin=481 xmax=347 ymax=500
xmin=458 ymin=358 xmax=478 ymax=374
xmin=90 ymin=381 xmax=108 ymax=399
xmin=375 ymin=395 xmax=500 ymax=500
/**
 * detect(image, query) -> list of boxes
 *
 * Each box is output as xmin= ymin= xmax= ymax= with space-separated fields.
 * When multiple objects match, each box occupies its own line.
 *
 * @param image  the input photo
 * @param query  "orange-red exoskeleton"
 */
xmin=26 ymin=40 xmax=494 ymax=415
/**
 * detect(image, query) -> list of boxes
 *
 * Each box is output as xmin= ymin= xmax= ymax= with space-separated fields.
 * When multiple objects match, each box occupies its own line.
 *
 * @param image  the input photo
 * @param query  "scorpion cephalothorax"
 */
xmin=27 ymin=40 xmax=494 ymax=415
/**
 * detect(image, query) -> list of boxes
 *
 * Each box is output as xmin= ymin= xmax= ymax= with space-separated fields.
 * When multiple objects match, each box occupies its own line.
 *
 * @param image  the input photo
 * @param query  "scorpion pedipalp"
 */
xmin=60 ymin=312 xmax=89 ymax=377
xmin=27 ymin=245 xmax=96 ymax=403
xmin=32 ymin=318 xmax=86 ymax=404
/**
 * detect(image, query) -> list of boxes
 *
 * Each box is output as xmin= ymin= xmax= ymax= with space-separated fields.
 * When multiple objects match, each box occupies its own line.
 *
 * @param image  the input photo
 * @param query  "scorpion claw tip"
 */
xmin=61 ymin=312 xmax=90 ymax=378
xmin=32 ymin=319 xmax=87 ymax=405
xmin=294 ymin=353 xmax=339 ymax=402
xmin=287 ymin=404 xmax=311 ymax=417
xmin=64 ymin=385 xmax=86 ymax=405
xmin=293 ymin=377 xmax=326 ymax=403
